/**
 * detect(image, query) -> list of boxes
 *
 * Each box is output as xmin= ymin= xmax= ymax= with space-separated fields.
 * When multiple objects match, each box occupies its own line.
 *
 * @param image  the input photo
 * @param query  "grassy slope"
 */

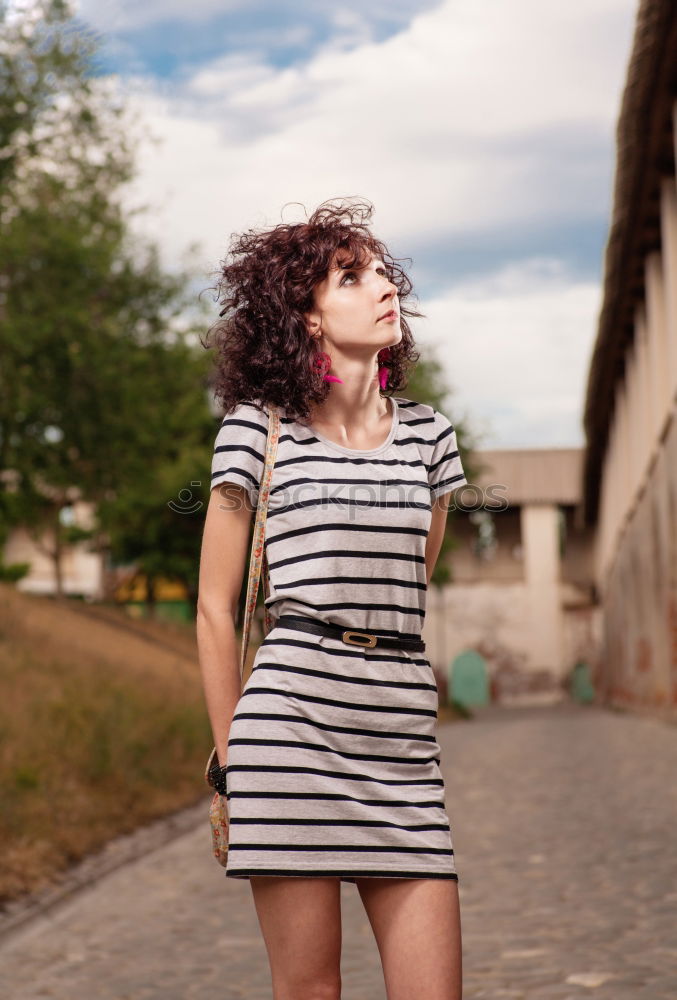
xmin=0 ymin=584 xmax=256 ymax=904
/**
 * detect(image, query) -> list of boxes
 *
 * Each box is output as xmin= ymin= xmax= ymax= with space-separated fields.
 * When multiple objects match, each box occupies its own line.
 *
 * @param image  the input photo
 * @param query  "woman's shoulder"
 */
xmin=217 ymin=399 xmax=270 ymax=428
xmin=212 ymin=401 xmax=271 ymax=455
xmin=211 ymin=401 xmax=270 ymax=498
xmin=394 ymin=395 xmax=459 ymax=446
xmin=394 ymin=395 xmax=437 ymax=427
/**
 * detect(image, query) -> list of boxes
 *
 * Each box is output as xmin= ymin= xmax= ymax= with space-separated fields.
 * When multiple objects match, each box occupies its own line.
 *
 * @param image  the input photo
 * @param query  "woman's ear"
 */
xmin=304 ymin=310 xmax=322 ymax=338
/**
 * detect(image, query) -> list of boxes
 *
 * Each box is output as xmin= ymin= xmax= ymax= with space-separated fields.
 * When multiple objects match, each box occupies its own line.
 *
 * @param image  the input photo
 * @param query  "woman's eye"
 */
xmin=340 ymin=271 xmax=357 ymax=285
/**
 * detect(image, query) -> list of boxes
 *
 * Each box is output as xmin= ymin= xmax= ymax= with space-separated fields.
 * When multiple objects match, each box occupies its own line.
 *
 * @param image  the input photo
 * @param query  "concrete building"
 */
xmin=425 ymin=0 xmax=677 ymax=719
xmin=423 ymin=447 xmax=600 ymax=707
xmin=3 ymin=500 xmax=105 ymax=599
xmin=582 ymin=0 xmax=677 ymax=720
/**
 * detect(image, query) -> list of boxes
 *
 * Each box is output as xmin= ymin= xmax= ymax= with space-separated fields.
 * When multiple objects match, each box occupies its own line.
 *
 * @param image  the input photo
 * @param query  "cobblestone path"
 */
xmin=1 ymin=701 xmax=675 ymax=999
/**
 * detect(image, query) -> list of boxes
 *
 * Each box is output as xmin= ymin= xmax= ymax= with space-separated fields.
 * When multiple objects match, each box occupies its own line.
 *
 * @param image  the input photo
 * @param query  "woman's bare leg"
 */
xmin=355 ymin=877 xmax=462 ymax=1000
xmin=249 ymin=875 xmax=343 ymax=1000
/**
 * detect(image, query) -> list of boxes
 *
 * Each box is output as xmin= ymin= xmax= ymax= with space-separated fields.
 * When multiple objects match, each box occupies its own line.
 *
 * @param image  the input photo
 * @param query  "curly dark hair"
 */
xmin=201 ymin=197 xmax=423 ymax=423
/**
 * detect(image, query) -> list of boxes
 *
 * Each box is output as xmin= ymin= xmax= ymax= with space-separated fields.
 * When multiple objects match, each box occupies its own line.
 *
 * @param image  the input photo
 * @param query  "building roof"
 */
xmin=582 ymin=0 xmax=677 ymax=525
xmin=472 ymin=448 xmax=583 ymax=506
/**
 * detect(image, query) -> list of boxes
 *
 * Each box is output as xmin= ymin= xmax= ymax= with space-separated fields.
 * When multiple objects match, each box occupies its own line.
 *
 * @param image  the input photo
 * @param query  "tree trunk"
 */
xmin=53 ymin=506 xmax=64 ymax=599
xmin=146 ymin=574 xmax=156 ymax=620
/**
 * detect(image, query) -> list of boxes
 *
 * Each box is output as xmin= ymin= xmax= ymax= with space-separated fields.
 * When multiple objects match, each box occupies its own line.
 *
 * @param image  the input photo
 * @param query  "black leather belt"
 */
xmin=276 ymin=615 xmax=426 ymax=652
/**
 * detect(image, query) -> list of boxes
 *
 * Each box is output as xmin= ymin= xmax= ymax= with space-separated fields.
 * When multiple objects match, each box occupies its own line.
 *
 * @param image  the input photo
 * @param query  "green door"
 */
xmin=570 ymin=661 xmax=595 ymax=703
xmin=449 ymin=650 xmax=490 ymax=707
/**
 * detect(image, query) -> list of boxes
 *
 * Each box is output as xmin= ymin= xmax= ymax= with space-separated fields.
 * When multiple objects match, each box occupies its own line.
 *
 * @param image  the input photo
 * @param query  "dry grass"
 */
xmin=0 ymin=584 xmax=259 ymax=905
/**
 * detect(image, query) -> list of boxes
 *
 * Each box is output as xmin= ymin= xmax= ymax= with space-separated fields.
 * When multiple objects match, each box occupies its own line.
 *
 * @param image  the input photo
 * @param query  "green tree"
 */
xmin=0 ymin=0 xmax=212 ymax=595
xmin=97 ymin=356 xmax=216 ymax=617
xmin=405 ymin=350 xmax=477 ymax=587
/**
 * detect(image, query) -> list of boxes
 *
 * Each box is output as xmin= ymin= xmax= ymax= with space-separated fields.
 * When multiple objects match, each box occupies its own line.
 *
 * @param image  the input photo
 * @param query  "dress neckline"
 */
xmin=303 ymin=396 xmax=399 ymax=456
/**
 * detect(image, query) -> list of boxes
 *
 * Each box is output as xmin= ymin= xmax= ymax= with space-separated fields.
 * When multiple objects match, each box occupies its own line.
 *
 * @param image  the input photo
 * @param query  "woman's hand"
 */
xmin=208 ymin=757 xmax=229 ymax=795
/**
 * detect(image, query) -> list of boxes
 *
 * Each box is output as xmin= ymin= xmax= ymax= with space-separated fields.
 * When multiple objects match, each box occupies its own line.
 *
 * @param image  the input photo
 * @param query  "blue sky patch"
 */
xmin=81 ymin=0 xmax=441 ymax=79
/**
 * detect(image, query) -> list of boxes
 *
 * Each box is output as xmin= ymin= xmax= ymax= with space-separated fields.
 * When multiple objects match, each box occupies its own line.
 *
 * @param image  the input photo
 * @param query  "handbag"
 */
xmin=204 ymin=403 xmax=281 ymax=867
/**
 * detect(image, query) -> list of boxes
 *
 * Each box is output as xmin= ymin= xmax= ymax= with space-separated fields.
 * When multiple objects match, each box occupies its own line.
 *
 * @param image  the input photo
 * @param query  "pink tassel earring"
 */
xmin=377 ymin=347 xmax=392 ymax=390
xmin=312 ymin=349 xmax=344 ymax=384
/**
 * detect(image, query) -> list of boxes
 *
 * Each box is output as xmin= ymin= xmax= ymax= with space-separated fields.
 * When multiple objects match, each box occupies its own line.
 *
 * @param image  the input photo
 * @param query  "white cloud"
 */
xmin=117 ymin=0 xmax=635 ymax=273
xmin=77 ymin=0 xmax=430 ymax=35
xmin=416 ymin=259 xmax=601 ymax=447
xmin=99 ymin=0 xmax=635 ymax=447
xmin=187 ymin=54 xmax=278 ymax=102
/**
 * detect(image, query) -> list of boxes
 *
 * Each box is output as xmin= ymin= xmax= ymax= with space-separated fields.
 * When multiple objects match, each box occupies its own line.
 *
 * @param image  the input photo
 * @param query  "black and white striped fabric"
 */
xmin=210 ymin=395 xmax=467 ymax=882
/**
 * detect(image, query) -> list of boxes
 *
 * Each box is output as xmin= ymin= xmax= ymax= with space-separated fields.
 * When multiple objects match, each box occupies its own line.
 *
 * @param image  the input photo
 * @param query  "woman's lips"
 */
xmin=378 ymin=311 xmax=398 ymax=322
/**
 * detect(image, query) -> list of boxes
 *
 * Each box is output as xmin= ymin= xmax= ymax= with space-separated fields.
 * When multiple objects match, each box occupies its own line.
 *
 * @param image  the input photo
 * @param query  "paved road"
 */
xmin=1 ymin=701 xmax=676 ymax=999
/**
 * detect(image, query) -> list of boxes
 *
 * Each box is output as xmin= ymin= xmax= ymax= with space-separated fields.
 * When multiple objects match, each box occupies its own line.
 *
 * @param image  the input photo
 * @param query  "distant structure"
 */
xmin=4 ymin=502 xmax=191 ymax=621
xmin=423 ymin=447 xmax=599 ymax=707
xmin=3 ymin=500 xmax=103 ymax=599
xmin=582 ymin=0 xmax=677 ymax=719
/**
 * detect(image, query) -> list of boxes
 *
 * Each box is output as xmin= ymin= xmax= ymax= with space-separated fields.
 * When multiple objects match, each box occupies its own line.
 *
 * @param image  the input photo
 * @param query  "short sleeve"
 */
xmin=210 ymin=402 xmax=269 ymax=505
xmin=428 ymin=408 xmax=467 ymax=498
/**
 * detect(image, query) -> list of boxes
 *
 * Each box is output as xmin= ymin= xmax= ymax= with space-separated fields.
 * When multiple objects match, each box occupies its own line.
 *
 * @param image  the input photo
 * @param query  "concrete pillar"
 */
xmin=617 ymin=378 xmax=631 ymax=523
xmin=598 ymin=440 xmax=608 ymax=570
xmin=601 ymin=409 xmax=621 ymax=580
xmin=635 ymin=304 xmax=652 ymax=466
xmin=660 ymin=173 xmax=677 ymax=399
xmin=626 ymin=345 xmax=641 ymax=500
xmin=646 ymin=250 xmax=670 ymax=435
xmin=607 ymin=415 xmax=619 ymax=565
xmin=520 ymin=502 xmax=565 ymax=676
xmin=599 ymin=437 xmax=613 ymax=577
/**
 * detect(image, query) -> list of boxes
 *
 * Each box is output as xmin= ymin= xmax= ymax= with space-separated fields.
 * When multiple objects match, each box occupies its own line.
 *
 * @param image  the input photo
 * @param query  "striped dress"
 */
xmin=210 ymin=395 xmax=467 ymax=882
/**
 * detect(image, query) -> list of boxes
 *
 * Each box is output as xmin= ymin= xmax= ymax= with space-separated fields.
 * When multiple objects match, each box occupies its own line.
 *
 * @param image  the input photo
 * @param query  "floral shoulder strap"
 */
xmin=205 ymin=403 xmax=281 ymax=785
xmin=240 ymin=403 xmax=281 ymax=676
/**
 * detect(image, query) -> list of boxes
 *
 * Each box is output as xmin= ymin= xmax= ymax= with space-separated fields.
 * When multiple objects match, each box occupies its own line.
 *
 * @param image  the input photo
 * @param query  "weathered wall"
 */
xmin=595 ymin=411 xmax=677 ymax=719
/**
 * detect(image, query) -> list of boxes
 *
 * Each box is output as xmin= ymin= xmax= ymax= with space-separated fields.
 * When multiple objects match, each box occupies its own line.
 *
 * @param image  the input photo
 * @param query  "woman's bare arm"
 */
xmin=196 ymin=483 xmax=254 ymax=763
xmin=424 ymin=493 xmax=452 ymax=586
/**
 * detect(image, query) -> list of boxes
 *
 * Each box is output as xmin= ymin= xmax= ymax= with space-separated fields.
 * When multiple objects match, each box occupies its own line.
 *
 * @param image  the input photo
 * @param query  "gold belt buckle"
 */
xmin=342 ymin=630 xmax=377 ymax=648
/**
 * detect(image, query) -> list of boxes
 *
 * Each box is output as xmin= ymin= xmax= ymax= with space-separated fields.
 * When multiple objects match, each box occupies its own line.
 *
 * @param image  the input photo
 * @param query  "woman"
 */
xmin=197 ymin=198 xmax=467 ymax=1000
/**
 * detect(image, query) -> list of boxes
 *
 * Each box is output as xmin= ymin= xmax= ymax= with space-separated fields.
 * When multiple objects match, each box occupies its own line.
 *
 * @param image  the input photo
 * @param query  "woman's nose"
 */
xmin=379 ymin=276 xmax=397 ymax=299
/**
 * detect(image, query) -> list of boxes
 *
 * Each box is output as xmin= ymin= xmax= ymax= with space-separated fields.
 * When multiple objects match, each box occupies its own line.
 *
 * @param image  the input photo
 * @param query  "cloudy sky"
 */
xmin=77 ymin=0 xmax=639 ymax=449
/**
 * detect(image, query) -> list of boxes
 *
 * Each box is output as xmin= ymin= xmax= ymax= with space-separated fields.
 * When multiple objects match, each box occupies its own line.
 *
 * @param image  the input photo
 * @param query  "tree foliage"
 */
xmin=0 ymin=0 xmax=475 ymax=606
xmin=0 ymin=0 xmax=213 ymax=600
xmin=405 ymin=350 xmax=476 ymax=586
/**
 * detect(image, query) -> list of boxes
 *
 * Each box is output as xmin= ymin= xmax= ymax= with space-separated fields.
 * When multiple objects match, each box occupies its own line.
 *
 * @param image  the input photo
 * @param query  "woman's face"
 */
xmin=304 ymin=250 xmax=402 ymax=355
